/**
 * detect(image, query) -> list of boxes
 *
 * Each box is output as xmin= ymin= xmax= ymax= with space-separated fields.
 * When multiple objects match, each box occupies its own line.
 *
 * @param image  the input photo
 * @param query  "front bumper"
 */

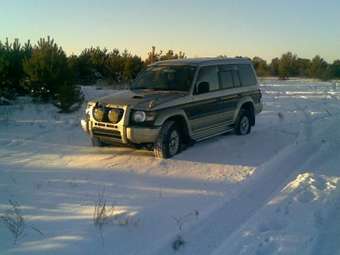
xmin=126 ymin=126 xmax=161 ymax=144
xmin=81 ymin=119 xmax=160 ymax=145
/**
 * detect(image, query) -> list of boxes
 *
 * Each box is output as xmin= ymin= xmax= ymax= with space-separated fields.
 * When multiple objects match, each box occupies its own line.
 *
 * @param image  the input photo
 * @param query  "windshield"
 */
xmin=131 ymin=65 xmax=197 ymax=92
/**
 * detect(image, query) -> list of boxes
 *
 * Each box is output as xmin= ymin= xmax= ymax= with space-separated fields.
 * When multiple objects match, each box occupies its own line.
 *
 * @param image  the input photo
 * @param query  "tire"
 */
xmin=91 ymin=136 xmax=105 ymax=147
xmin=154 ymin=121 xmax=182 ymax=159
xmin=235 ymin=109 xmax=251 ymax=135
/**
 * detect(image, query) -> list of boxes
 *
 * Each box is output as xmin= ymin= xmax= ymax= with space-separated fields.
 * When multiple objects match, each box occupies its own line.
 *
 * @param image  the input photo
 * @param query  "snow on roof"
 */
xmin=151 ymin=57 xmax=252 ymax=66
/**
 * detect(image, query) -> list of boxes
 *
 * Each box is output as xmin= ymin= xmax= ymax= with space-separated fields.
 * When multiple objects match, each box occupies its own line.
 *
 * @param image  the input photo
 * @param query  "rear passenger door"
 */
xmin=218 ymin=64 xmax=241 ymax=124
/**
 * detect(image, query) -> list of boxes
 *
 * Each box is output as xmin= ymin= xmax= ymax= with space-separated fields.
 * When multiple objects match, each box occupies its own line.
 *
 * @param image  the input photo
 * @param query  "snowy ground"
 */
xmin=0 ymin=80 xmax=339 ymax=255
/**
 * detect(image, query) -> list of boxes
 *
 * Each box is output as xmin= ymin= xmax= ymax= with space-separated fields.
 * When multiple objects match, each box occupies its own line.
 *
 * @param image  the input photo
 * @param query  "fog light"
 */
xmin=108 ymin=109 xmax=120 ymax=123
xmin=93 ymin=108 xmax=104 ymax=122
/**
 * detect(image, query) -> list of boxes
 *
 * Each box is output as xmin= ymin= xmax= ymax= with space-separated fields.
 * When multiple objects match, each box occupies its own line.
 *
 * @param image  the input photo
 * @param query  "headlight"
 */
xmin=132 ymin=111 xmax=156 ymax=123
xmin=133 ymin=111 xmax=146 ymax=123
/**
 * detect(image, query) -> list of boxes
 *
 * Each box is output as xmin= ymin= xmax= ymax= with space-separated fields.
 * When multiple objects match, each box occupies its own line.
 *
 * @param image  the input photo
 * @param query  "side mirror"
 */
xmin=196 ymin=82 xmax=210 ymax=94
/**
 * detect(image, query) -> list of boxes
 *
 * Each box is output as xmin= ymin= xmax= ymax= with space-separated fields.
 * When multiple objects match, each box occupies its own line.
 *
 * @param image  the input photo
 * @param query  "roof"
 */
xmin=151 ymin=57 xmax=252 ymax=66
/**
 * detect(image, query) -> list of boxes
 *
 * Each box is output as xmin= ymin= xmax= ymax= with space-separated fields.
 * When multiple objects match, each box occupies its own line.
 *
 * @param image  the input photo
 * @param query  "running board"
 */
xmin=192 ymin=125 xmax=234 ymax=142
xmin=194 ymin=128 xmax=234 ymax=142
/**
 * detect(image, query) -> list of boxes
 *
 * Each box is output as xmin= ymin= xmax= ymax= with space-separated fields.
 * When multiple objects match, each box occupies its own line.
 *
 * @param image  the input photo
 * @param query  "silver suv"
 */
xmin=81 ymin=58 xmax=263 ymax=158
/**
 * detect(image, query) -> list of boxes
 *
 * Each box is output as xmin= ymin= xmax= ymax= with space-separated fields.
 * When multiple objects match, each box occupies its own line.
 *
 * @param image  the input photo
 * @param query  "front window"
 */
xmin=131 ymin=65 xmax=197 ymax=92
xmin=196 ymin=66 xmax=219 ymax=92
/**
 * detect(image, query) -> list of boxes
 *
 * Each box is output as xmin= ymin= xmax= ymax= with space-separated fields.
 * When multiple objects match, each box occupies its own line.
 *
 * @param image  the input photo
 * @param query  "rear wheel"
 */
xmin=235 ymin=109 xmax=251 ymax=135
xmin=154 ymin=121 xmax=182 ymax=159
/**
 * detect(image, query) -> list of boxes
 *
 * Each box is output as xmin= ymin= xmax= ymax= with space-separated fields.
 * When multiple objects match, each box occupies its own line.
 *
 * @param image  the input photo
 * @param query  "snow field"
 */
xmin=0 ymin=80 xmax=340 ymax=255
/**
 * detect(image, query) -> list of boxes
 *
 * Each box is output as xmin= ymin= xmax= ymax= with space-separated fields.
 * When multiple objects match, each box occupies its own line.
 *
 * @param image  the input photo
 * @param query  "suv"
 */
xmin=81 ymin=58 xmax=262 ymax=158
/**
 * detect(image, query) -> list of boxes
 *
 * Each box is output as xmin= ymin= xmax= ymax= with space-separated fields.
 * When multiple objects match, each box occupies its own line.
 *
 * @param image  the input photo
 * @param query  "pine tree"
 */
xmin=0 ymin=38 xmax=32 ymax=99
xmin=309 ymin=55 xmax=329 ymax=80
xmin=23 ymin=36 xmax=82 ymax=112
xmin=53 ymin=80 xmax=83 ymax=113
xmin=105 ymin=49 xmax=124 ymax=83
xmin=145 ymin=46 xmax=162 ymax=65
xmin=278 ymin=52 xmax=298 ymax=79
xmin=330 ymin=60 xmax=340 ymax=79
xmin=122 ymin=55 xmax=143 ymax=82
xmin=296 ymin=58 xmax=311 ymax=77
xmin=270 ymin=58 xmax=280 ymax=77
xmin=252 ymin=57 xmax=270 ymax=77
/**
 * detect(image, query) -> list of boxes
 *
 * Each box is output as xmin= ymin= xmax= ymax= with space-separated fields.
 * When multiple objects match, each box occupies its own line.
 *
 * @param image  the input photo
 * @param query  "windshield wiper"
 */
xmin=132 ymin=87 xmax=186 ymax=92
xmin=132 ymin=87 xmax=163 ymax=91
xmin=131 ymin=87 xmax=151 ymax=90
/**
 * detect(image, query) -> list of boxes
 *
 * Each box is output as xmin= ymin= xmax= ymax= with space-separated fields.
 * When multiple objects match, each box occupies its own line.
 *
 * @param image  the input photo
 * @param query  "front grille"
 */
xmin=94 ymin=122 xmax=118 ymax=129
xmin=92 ymin=128 xmax=122 ymax=140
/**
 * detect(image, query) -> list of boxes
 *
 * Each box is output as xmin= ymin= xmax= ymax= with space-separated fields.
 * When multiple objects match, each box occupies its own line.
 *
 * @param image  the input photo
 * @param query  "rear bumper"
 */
xmin=81 ymin=119 xmax=160 ymax=145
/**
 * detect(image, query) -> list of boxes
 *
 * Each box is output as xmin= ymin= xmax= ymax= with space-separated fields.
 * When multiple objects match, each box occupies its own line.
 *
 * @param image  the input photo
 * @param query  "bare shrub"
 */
xmin=172 ymin=210 xmax=199 ymax=232
xmin=93 ymin=191 xmax=140 ymax=229
xmin=0 ymin=200 xmax=25 ymax=244
xmin=93 ymin=190 xmax=140 ymax=245
xmin=172 ymin=235 xmax=185 ymax=251
xmin=93 ymin=191 xmax=115 ymax=231
xmin=170 ymin=210 xmax=199 ymax=251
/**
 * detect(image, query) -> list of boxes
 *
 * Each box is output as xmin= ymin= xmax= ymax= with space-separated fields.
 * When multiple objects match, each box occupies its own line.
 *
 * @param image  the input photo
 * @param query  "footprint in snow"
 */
xmin=296 ymin=189 xmax=315 ymax=203
xmin=257 ymin=219 xmax=285 ymax=233
xmin=278 ymin=112 xmax=284 ymax=121
xmin=256 ymin=239 xmax=278 ymax=255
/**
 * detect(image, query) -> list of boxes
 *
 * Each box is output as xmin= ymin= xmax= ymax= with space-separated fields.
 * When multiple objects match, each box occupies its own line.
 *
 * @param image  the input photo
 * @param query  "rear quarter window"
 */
xmin=219 ymin=70 xmax=234 ymax=89
xmin=238 ymin=64 xmax=257 ymax=87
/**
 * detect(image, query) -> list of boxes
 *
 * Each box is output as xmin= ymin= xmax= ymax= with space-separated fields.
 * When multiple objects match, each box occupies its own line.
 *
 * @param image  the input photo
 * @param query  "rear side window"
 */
xmin=219 ymin=64 xmax=241 ymax=89
xmin=219 ymin=70 xmax=234 ymax=89
xmin=196 ymin=66 xmax=219 ymax=91
xmin=232 ymin=71 xmax=241 ymax=87
xmin=238 ymin=64 xmax=257 ymax=87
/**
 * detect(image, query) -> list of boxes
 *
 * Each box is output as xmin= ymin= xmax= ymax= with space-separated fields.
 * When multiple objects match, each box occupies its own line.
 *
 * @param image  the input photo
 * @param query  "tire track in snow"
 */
xmin=311 ymin=198 xmax=340 ymax=255
xmin=151 ymin=116 xmax=339 ymax=255
xmin=163 ymin=142 xmax=321 ymax=255
xmin=303 ymin=126 xmax=340 ymax=255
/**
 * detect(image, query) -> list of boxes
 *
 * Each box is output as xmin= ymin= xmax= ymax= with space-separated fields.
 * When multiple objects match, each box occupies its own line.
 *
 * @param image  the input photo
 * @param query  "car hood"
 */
xmin=97 ymin=89 xmax=187 ymax=110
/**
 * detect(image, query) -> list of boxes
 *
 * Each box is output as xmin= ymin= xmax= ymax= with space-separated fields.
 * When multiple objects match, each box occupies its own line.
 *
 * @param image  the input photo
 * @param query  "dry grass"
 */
xmin=0 ymin=200 xmax=25 ymax=244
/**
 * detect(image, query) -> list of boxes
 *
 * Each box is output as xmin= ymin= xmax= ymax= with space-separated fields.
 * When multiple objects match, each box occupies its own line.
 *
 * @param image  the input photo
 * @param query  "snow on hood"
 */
xmin=97 ymin=89 xmax=187 ymax=110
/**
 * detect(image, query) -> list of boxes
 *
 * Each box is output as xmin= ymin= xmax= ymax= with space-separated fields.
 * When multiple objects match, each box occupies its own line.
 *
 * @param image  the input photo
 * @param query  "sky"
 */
xmin=1 ymin=0 xmax=339 ymax=62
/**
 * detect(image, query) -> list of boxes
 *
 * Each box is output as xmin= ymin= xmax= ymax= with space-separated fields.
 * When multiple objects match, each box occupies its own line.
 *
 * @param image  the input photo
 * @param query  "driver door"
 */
xmin=184 ymin=65 xmax=225 ymax=140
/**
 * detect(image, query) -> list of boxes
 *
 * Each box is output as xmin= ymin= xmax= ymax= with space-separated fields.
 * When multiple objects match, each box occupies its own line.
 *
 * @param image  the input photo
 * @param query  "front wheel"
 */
xmin=235 ymin=109 xmax=251 ymax=135
xmin=154 ymin=121 xmax=182 ymax=159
